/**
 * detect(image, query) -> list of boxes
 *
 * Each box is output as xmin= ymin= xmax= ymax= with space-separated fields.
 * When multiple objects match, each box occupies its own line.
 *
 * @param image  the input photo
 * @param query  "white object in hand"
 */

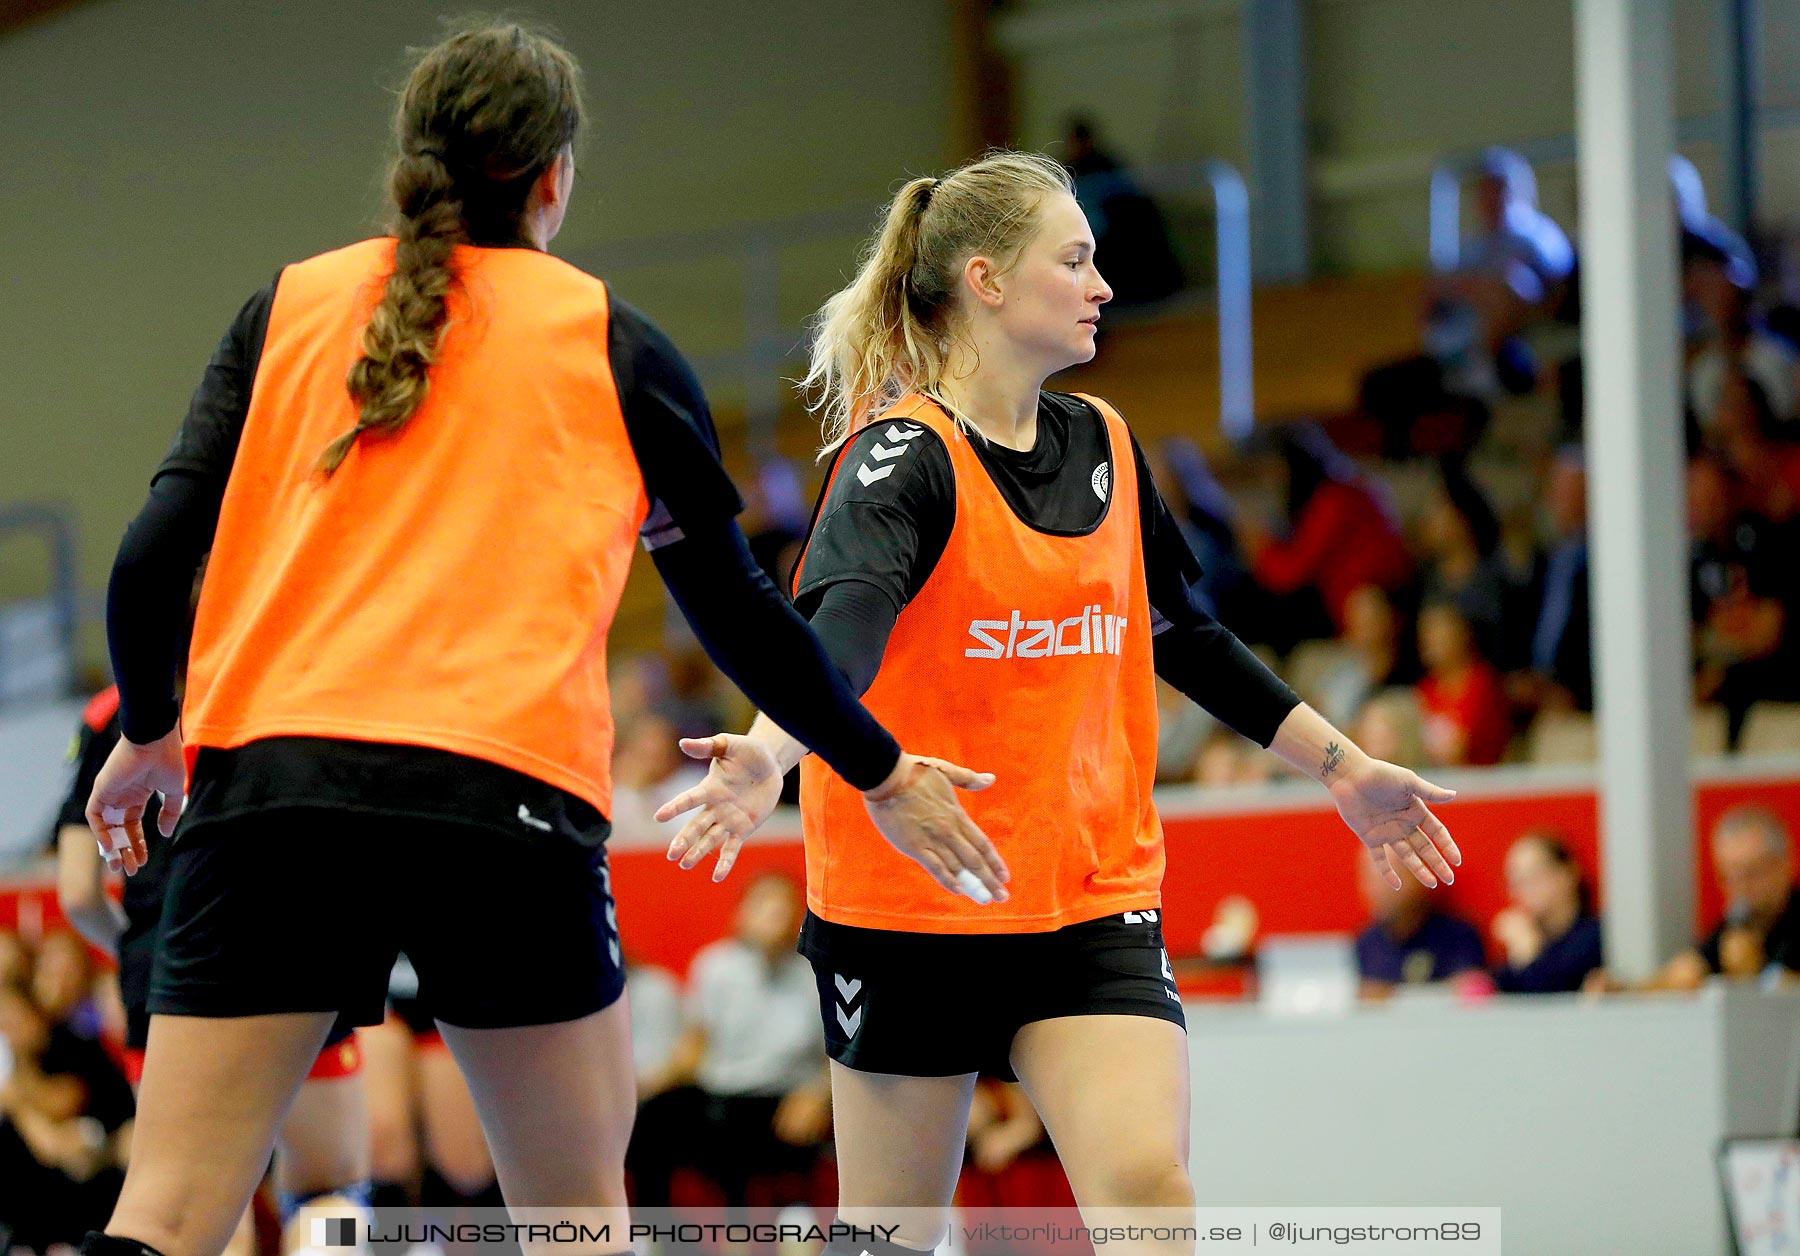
xmin=99 ymin=806 xmax=131 ymax=855
xmin=955 ymin=868 xmax=993 ymax=905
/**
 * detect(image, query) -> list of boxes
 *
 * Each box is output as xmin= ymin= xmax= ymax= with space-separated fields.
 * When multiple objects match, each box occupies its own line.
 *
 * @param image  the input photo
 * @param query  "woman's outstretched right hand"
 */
xmin=658 ymin=733 xmax=789 ymax=882
xmin=861 ymin=754 xmax=1008 ymax=904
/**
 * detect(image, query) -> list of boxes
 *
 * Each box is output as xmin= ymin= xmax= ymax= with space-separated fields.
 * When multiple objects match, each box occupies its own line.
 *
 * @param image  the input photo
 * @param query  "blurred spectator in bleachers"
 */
xmin=1715 ymin=372 xmax=1800 ymax=514
xmin=1598 ymin=805 xmax=1798 ymax=991
xmin=1759 ymin=226 xmax=1800 ymax=353
xmin=665 ymin=647 xmax=738 ymax=738
xmin=626 ymin=956 xmax=684 ymax=1098
xmin=1155 ymin=436 xmax=1251 ymax=619
xmin=1671 ymin=154 xmax=1758 ymax=298
xmin=1495 ymin=497 xmax=1549 ymax=668
xmin=610 ymin=651 xmax=670 ymax=731
xmin=1553 ymin=157 xmax=1757 ymax=448
xmin=1240 ymin=424 xmax=1412 ymax=651
xmin=1061 ymin=116 xmax=1181 ymax=308
xmin=32 ymin=930 xmax=102 ymax=1041
xmin=1156 ymin=678 xmax=1217 ymax=785
xmin=0 ymin=978 xmax=131 ymax=1249
xmin=0 ymin=928 xmax=31 ymax=989
xmin=1462 ymin=148 xmax=1576 ymax=302
xmin=743 ymin=458 xmax=812 ymax=590
xmin=1362 ymin=147 xmax=1572 ymax=458
xmin=1416 ymin=601 xmax=1511 ymax=767
xmin=1189 ymin=726 xmax=1276 ymax=788
xmin=1350 ymin=688 xmax=1430 ymax=771
xmin=1684 ymin=241 xmax=1797 ymax=436
xmin=1354 ymin=853 xmax=1485 ymax=995
xmin=1517 ymin=445 xmax=1592 ymax=713
xmin=964 ymin=1080 xmax=1049 ymax=1180
xmin=608 ymin=710 xmax=709 ymax=839
xmin=955 ymin=1079 xmax=1076 ymax=1214
xmin=628 ymin=874 xmax=827 ymax=1209
xmin=1299 ymin=585 xmax=1416 ymax=732
xmin=1417 ymin=463 xmax=1509 ymax=664
xmin=13 ymin=941 xmax=130 ymax=1133
xmin=1689 ymin=447 xmax=1800 ymax=742
xmin=1491 ymin=833 xmax=1603 ymax=993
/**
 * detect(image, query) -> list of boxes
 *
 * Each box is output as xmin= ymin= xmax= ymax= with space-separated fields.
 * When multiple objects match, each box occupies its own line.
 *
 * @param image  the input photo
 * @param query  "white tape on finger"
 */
xmin=102 ymin=807 xmax=126 ymax=826
xmin=955 ymin=868 xmax=992 ymax=905
xmin=108 ymin=827 xmax=132 ymax=853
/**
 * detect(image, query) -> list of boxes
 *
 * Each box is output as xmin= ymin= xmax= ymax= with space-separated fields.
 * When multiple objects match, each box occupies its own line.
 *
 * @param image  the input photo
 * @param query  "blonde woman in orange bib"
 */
xmin=660 ymin=151 xmax=1461 ymax=1250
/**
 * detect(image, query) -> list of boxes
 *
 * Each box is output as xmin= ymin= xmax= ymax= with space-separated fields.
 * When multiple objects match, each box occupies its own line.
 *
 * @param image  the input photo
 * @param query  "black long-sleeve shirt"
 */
xmin=792 ymin=392 xmax=1300 ymax=745
xmin=106 ymin=265 xmax=898 ymax=842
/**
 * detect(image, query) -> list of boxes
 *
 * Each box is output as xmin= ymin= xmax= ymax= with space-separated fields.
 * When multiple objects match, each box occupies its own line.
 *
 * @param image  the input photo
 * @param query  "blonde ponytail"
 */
xmin=802 ymin=151 xmax=1073 ymax=453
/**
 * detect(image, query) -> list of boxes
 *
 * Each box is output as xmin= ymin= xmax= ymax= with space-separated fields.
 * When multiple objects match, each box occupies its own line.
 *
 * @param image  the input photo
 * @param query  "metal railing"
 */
xmin=569 ymin=157 xmax=1254 ymax=452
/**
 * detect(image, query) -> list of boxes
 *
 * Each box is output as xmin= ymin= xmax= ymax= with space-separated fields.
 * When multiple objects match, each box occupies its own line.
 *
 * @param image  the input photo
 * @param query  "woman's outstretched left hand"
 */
xmin=1328 ymin=758 xmax=1461 ymax=890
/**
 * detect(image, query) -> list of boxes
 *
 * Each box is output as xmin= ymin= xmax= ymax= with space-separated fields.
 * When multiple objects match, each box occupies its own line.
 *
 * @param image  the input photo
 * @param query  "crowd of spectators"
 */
xmin=1351 ymin=804 xmax=1797 ymax=998
xmin=1146 ymin=148 xmax=1800 ymax=785
xmin=0 ymin=932 xmax=134 ymax=1253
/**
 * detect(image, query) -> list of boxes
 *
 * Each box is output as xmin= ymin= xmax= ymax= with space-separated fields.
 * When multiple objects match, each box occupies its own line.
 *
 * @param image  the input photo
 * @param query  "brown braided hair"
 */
xmin=317 ymin=19 xmax=583 ymax=476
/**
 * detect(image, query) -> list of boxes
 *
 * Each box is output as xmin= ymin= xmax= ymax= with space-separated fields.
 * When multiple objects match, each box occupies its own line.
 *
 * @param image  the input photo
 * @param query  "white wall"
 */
xmin=0 ymin=0 xmax=954 ymax=615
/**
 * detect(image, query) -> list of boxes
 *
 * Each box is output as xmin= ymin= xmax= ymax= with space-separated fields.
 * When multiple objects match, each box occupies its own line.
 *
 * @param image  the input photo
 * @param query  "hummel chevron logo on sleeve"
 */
xmin=854 ymin=423 xmax=926 ymax=487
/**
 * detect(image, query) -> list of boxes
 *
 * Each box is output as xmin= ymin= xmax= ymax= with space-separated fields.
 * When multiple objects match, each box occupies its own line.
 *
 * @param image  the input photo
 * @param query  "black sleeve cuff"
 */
xmin=800 ymin=577 xmax=901 ymax=697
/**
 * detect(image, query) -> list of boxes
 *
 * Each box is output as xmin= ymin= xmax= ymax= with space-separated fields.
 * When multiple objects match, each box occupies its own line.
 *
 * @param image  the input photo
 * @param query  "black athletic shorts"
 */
xmin=125 ymin=928 xmax=358 ymax=1050
xmin=799 ymin=908 xmax=1185 ymax=1081
xmin=149 ymin=807 xmax=624 ymax=1030
xmin=119 ymin=851 xmax=355 ymax=1052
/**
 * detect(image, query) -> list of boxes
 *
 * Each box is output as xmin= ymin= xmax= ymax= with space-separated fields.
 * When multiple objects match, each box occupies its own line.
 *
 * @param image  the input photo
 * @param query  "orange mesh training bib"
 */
xmin=798 ymin=395 xmax=1163 ymax=933
xmin=182 ymin=239 xmax=648 ymax=815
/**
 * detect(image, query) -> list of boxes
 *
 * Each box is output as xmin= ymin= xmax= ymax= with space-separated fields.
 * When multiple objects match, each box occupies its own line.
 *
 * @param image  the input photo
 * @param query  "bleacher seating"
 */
xmin=1055 ymin=271 xmax=1428 ymax=447
xmin=1741 ymin=703 xmax=1800 ymax=756
xmin=1529 ymin=712 xmax=1596 ymax=765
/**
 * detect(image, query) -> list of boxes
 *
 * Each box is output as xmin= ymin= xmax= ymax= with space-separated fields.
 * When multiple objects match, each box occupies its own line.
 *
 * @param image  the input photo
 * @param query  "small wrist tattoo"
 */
xmin=1321 ymin=742 xmax=1345 ymax=779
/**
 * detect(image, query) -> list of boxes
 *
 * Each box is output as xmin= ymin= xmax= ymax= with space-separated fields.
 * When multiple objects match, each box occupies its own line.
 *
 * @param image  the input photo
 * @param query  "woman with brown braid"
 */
xmin=79 ymin=22 xmax=1002 ymax=1256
